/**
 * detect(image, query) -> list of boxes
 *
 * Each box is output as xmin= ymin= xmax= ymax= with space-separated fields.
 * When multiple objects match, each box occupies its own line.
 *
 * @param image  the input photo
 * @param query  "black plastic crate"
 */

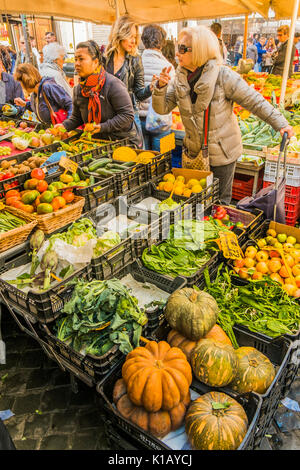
xmin=0 ymin=247 xmax=93 ymax=323
xmin=96 ymin=359 xmax=262 ymax=450
xmin=209 ymin=204 xmax=264 ymax=246
xmin=145 ymin=150 xmax=172 ymax=181
xmin=151 ymin=321 xmax=299 ymax=445
xmin=106 ymin=259 xmax=187 ymax=334
xmin=39 ymin=321 xmax=123 ymax=383
xmin=225 ymin=220 xmax=300 ymax=341
xmin=140 ymin=239 xmax=219 ymax=288
xmin=70 ymin=137 xmax=129 ymax=164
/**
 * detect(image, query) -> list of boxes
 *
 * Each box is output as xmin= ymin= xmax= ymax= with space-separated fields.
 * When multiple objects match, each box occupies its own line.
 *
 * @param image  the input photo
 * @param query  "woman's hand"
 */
xmin=157 ymin=67 xmax=172 ymax=88
xmin=280 ymin=126 xmax=294 ymax=139
xmin=14 ymin=98 xmax=26 ymax=107
xmin=150 ymin=74 xmax=159 ymax=91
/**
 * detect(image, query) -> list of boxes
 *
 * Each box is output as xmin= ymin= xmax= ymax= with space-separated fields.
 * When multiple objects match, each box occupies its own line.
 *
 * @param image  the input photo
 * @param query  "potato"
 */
xmin=1 ymin=160 xmax=10 ymax=169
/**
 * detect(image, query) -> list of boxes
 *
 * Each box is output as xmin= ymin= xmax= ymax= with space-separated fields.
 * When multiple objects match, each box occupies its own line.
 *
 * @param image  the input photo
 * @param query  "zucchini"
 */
xmin=95 ymin=168 xmax=115 ymax=177
xmin=88 ymin=158 xmax=112 ymax=171
xmin=89 ymin=175 xmax=95 ymax=185
xmin=106 ymin=163 xmax=129 ymax=171
xmin=121 ymin=161 xmax=136 ymax=167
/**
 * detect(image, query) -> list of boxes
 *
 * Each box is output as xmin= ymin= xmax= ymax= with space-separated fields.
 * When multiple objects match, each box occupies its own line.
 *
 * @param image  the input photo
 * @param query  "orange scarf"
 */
xmin=80 ymin=66 xmax=106 ymax=123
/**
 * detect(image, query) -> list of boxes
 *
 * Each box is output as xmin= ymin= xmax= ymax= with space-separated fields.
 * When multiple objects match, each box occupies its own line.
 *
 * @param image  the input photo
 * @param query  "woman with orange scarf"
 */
xmin=61 ymin=40 xmax=141 ymax=147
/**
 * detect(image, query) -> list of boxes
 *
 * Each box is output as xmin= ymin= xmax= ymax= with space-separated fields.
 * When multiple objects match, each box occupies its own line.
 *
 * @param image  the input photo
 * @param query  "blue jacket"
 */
xmin=256 ymin=42 xmax=267 ymax=64
xmin=26 ymin=77 xmax=72 ymax=125
xmin=0 ymin=72 xmax=24 ymax=106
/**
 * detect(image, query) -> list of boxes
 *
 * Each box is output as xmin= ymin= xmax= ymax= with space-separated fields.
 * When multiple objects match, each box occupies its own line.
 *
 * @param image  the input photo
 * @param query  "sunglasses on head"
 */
xmin=177 ymin=44 xmax=192 ymax=54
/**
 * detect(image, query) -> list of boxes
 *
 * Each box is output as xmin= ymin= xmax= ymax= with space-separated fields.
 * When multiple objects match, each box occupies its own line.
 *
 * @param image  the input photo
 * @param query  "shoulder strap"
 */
xmin=201 ymin=104 xmax=211 ymax=158
xmin=41 ymin=85 xmax=57 ymax=124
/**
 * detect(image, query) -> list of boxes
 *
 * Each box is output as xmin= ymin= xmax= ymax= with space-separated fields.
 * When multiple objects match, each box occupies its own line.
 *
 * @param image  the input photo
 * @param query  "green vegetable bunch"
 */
xmin=202 ymin=265 xmax=300 ymax=346
xmin=56 ymin=278 xmax=148 ymax=356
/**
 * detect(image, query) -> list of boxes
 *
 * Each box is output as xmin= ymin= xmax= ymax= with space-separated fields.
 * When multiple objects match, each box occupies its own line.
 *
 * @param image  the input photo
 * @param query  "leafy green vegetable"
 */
xmin=203 ymin=265 xmax=300 ymax=346
xmin=55 ymin=278 xmax=148 ymax=356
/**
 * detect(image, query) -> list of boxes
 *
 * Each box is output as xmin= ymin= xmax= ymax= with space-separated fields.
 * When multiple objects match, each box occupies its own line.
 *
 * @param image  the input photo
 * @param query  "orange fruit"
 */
xmin=279 ymin=266 xmax=289 ymax=278
xmin=233 ymin=258 xmax=245 ymax=268
xmin=5 ymin=190 xmax=20 ymax=199
xmin=187 ymin=178 xmax=199 ymax=189
xmin=22 ymin=204 xmax=34 ymax=213
xmin=6 ymin=196 xmax=21 ymax=206
xmin=270 ymin=272 xmax=283 ymax=284
xmin=256 ymin=262 xmax=269 ymax=274
xmin=268 ymin=259 xmax=281 ymax=273
xmin=51 ymin=199 xmax=60 ymax=211
xmin=283 ymin=284 xmax=297 ymax=296
xmin=53 ymin=196 xmax=66 ymax=209
xmin=252 ymin=271 xmax=263 ymax=280
xmin=176 ymin=175 xmax=185 ymax=184
xmin=183 ymin=188 xmax=192 ymax=198
xmin=62 ymin=190 xmax=75 ymax=203
xmin=244 ymin=257 xmax=255 ymax=268
xmin=158 ymin=181 xmax=165 ymax=191
xmin=292 ymin=264 xmax=300 ymax=276
xmin=191 ymin=184 xmax=203 ymax=193
xmin=173 ymin=185 xmax=183 ymax=196
xmin=163 ymin=173 xmax=175 ymax=183
xmin=238 ymin=268 xmax=249 ymax=279
xmin=163 ymin=181 xmax=173 ymax=192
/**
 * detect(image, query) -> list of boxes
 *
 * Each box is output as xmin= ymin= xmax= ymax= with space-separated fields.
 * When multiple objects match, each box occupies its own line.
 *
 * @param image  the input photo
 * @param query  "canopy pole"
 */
xmin=243 ymin=14 xmax=249 ymax=60
xmin=20 ymin=14 xmax=33 ymax=64
xmin=115 ymin=0 xmax=120 ymax=18
xmin=279 ymin=0 xmax=300 ymax=107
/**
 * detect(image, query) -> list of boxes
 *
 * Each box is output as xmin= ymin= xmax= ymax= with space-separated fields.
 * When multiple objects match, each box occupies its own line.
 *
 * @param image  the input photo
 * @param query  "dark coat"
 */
xmin=272 ymin=40 xmax=295 ymax=77
xmin=104 ymin=53 xmax=151 ymax=110
xmin=26 ymin=77 xmax=73 ymax=125
xmin=0 ymin=72 xmax=24 ymax=106
xmin=63 ymin=71 xmax=140 ymax=147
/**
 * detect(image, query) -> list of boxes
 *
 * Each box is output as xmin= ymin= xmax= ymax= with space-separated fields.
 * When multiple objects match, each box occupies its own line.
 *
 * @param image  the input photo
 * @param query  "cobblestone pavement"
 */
xmin=0 ymin=304 xmax=299 ymax=451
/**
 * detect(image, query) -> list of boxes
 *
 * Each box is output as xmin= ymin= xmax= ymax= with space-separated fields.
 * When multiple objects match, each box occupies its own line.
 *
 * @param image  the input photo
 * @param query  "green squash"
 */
xmin=185 ymin=391 xmax=248 ymax=450
xmin=230 ymin=347 xmax=276 ymax=394
xmin=165 ymin=288 xmax=219 ymax=341
xmin=191 ymin=338 xmax=238 ymax=387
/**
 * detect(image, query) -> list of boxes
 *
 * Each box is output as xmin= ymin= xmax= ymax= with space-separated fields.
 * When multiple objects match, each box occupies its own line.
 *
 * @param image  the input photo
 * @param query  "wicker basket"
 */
xmin=0 ymin=206 xmax=38 ymax=253
xmin=9 ymin=196 xmax=85 ymax=235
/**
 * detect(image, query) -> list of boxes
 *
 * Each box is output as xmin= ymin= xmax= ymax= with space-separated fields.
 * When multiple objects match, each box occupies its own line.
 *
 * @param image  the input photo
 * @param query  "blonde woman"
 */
xmin=104 ymin=15 xmax=152 ymax=144
xmin=152 ymin=26 xmax=293 ymax=204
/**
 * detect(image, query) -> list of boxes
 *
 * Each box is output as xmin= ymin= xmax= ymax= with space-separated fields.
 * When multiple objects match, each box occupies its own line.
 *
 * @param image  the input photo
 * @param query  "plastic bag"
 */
xmin=145 ymin=99 xmax=172 ymax=134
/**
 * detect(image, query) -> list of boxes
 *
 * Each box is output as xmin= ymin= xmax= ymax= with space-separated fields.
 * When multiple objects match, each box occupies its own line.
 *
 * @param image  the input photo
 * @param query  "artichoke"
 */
xmin=40 ymin=250 xmax=58 ymax=290
xmin=29 ymin=229 xmax=45 ymax=276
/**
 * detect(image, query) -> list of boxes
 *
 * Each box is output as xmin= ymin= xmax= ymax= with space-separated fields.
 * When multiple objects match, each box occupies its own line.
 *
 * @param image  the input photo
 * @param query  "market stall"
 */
xmin=0 ymin=122 xmax=299 ymax=451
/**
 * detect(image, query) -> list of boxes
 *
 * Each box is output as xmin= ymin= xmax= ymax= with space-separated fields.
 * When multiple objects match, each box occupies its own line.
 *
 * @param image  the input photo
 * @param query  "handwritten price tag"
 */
xmin=217 ymin=231 xmax=244 ymax=259
xmin=59 ymin=156 xmax=78 ymax=174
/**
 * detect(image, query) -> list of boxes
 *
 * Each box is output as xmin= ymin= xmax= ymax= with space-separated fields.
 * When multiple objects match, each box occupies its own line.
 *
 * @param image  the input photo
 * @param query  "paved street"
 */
xmin=0 ymin=303 xmax=299 ymax=451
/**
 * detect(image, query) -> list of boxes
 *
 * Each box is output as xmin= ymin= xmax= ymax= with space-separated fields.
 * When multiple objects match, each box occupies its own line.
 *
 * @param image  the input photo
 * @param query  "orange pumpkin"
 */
xmin=113 ymin=378 xmax=190 ymax=438
xmin=122 ymin=340 xmax=192 ymax=412
xmin=167 ymin=325 xmax=232 ymax=362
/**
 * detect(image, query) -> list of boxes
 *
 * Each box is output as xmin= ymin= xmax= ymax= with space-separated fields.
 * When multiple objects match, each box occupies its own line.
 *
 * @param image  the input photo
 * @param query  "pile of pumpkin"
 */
xmin=113 ymin=288 xmax=276 ymax=450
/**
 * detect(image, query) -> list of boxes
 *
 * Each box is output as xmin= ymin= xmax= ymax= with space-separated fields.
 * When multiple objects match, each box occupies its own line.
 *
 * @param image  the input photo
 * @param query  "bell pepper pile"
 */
xmin=203 ymin=206 xmax=244 ymax=230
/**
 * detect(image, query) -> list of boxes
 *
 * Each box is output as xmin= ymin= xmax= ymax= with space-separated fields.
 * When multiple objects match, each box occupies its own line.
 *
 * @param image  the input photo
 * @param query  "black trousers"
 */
xmin=210 ymin=161 xmax=237 ymax=205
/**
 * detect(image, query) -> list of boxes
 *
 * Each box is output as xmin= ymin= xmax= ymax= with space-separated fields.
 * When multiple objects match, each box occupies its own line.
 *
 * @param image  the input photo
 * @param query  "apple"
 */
xmin=294 ymin=243 xmax=300 ymax=250
xmin=257 ymin=238 xmax=267 ymax=248
xmin=256 ymin=261 xmax=269 ymax=274
xmin=30 ymin=137 xmax=40 ymax=147
xmin=273 ymin=242 xmax=283 ymax=250
xmin=244 ymin=257 xmax=256 ymax=268
xmin=245 ymin=246 xmax=257 ymax=259
xmin=252 ymin=271 xmax=263 ymax=280
xmin=270 ymin=272 xmax=283 ymax=284
xmin=283 ymin=243 xmax=294 ymax=253
xmin=286 ymin=236 xmax=297 ymax=245
xmin=239 ymin=268 xmax=249 ymax=279
xmin=267 ymin=229 xmax=277 ymax=238
xmin=256 ymin=250 xmax=269 ymax=262
xmin=277 ymin=233 xmax=287 ymax=243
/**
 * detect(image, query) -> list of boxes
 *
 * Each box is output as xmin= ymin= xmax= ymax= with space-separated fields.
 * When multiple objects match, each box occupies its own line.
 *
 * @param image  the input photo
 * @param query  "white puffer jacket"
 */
xmin=152 ymin=59 xmax=289 ymax=166
xmin=139 ymin=49 xmax=175 ymax=118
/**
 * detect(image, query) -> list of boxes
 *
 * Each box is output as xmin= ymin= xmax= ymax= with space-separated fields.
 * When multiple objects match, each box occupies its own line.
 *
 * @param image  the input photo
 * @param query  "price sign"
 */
xmin=160 ymin=132 xmax=175 ymax=154
xmin=0 ymin=202 xmax=5 ymax=211
xmin=217 ymin=231 xmax=244 ymax=259
xmin=59 ymin=156 xmax=78 ymax=174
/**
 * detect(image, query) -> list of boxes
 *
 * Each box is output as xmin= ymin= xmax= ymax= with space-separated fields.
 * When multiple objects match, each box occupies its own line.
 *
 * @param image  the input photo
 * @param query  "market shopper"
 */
xmin=139 ymin=24 xmax=175 ymax=151
xmin=152 ymin=26 xmax=294 ymax=204
xmin=262 ymin=37 xmax=277 ymax=73
xmin=233 ymin=36 xmax=243 ymax=66
xmin=210 ymin=22 xmax=227 ymax=64
xmin=246 ymin=38 xmax=258 ymax=66
xmin=0 ymin=46 xmax=24 ymax=114
xmin=15 ymin=37 xmax=39 ymax=70
xmin=162 ymin=40 xmax=178 ymax=70
xmin=14 ymin=63 xmax=72 ymax=125
xmin=254 ymin=37 xmax=267 ymax=72
xmin=272 ymin=25 xmax=295 ymax=77
xmin=104 ymin=15 xmax=152 ymax=145
xmin=59 ymin=40 xmax=140 ymax=147
xmin=40 ymin=43 xmax=72 ymax=96
xmin=44 ymin=32 xmax=57 ymax=45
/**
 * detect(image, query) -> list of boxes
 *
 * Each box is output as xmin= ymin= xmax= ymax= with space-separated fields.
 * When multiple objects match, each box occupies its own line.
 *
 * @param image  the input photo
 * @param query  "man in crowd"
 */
xmin=44 ymin=31 xmax=57 ymax=45
xmin=30 ymin=36 xmax=41 ymax=70
xmin=15 ymin=36 xmax=39 ymax=69
xmin=234 ymin=36 xmax=243 ymax=66
xmin=255 ymin=36 xmax=266 ymax=72
xmin=272 ymin=25 xmax=295 ymax=77
xmin=293 ymin=32 xmax=300 ymax=72
xmin=210 ymin=22 xmax=227 ymax=63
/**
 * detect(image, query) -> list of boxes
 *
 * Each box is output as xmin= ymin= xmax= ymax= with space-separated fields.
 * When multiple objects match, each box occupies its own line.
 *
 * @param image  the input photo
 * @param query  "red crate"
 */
xmin=232 ymin=173 xmax=263 ymax=200
xmin=263 ymin=181 xmax=300 ymax=226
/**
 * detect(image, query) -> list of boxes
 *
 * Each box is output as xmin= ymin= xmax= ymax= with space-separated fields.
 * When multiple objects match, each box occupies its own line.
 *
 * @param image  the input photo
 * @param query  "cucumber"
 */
xmin=95 ymin=168 xmax=115 ymax=177
xmin=88 ymin=158 xmax=112 ymax=171
xmin=121 ymin=161 xmax=136 ymax=167
xmin=106 ymin=163 xmax=128 ymax=171
xmin=82 ymin=166 xmax=89 ymax=173
xmin=89 ymin=175 xmax=95 ymax=185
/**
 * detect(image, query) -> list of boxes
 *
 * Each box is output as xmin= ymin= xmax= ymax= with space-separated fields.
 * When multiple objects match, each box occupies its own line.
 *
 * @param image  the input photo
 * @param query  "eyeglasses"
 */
xmin=177 ymin=44 xmax=192 ymax=54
